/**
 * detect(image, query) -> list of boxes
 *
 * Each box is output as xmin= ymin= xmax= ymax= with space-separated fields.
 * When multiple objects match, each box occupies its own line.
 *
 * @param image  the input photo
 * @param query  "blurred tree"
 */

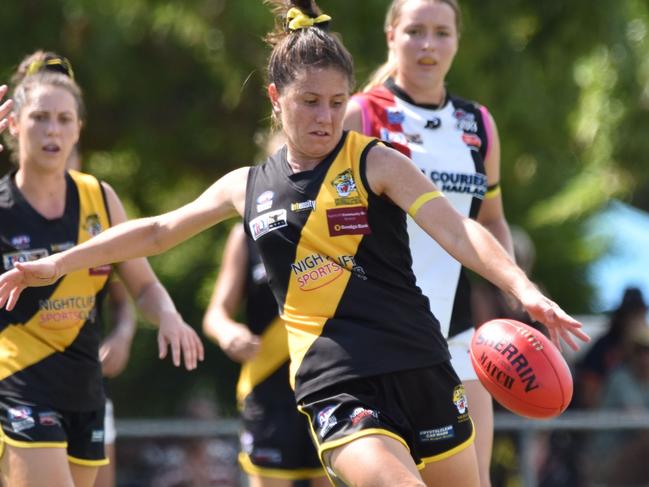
xmin=1 ymin=0 xmax=648 ymax=415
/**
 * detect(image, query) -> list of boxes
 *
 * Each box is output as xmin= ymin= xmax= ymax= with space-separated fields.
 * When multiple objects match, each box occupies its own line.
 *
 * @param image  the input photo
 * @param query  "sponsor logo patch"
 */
xmin=9 ymin=407 xmax=35 ymax=433
xmin=89 ymin=265 xmax=112 ymax=276
xmin=317 ymin=406 xmax=338 ymax=438
xmin=291 ymin=254 xmax=344 ymax=291
xmin=326 ymin=207 xmax=371 ymax=236
xmin=419 ymin=425 xmax=455 ymax=442
xmin=380 ymin=128 xmax=407 ymax=146
xmin=11 ymin=419 xmax=35 ymax=433
xmin=91 ymin=429 xmax=105 ymax=443
xmin=425 ymin=118 xmax=442 ymax=130
xmin=84 ymin=214 xmax=103 ymax=237
xmin=290 ymin=200 xmax=316 ymax=213
xmin=349 ymin=407 xmax=378 ymax=426
xmin=256 ymin=190 xmax=275 ymax=212
xmin=38 ymin=412 xmax=61 ymax=427
xmin=454 ymin=109 xmax=478 ymax=133
xmin=462 ymin=133 xmax=482 ymax=150
xmin=8 ymin=407 xmax=32 ymax=421
xmin=10 ymin=235 xmax=30 ymax=249
xmin=38 ymin=295 xmax=97 ymax=328
xmin=2 ymin=248 xmax=49 ymax=270
xmin=249 ymin=209 xmax=288 ymax=241
xmin=453 ymin=385 xmax=470 ymax=423
xmin=331 ymin=169 xmax=361 ymax=206
xmin=50 ymin=241 xmax=75 ymax=253
xmin=386 ymin=107 xmax=405 ymax=125
xmin=453 ymin=385 xmax=468 ymax=414
xmin=425 ymin=170 xmax=487 ymax=198
xmin=405 ymin=133 xmax=423 ymax=144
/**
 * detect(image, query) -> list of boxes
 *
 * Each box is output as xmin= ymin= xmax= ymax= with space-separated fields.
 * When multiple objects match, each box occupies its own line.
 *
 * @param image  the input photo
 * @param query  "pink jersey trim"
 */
xmin=479 ymin=105 xmax=494 ymax=162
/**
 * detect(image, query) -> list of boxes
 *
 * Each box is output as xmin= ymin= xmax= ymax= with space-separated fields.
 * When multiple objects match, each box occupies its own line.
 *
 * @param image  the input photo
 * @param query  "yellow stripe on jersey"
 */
xmin=282 ymin=132 xmax=372 ymax=389
xmin=0 ymin=171 xmax=110 ymax=380
xmin=236 ymin=316 xmax=289 ymax=405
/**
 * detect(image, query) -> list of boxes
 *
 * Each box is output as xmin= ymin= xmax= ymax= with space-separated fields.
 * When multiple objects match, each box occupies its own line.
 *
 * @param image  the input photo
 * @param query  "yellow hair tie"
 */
xmin=26 ymin=57 xmax=75 ymax=79
xmin=408 ymin=191 xmax=444 ymax=218
xmin=286 ymin=7 xmax=331 ymax=31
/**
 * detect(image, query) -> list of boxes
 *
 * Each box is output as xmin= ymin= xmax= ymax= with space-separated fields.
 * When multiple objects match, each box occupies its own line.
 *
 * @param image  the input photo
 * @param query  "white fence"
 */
xmin=115 ymin=410 xmax=649 ymax=487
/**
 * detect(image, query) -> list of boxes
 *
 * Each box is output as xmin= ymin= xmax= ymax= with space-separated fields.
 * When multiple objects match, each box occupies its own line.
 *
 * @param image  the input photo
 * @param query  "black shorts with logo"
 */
xmin=0 ymin=396 xmax=107 ymax=466
xmin=298 ymin=362 xmax=474 ymax=483
xmin=239 ymin=394 xmax=323 ymax=480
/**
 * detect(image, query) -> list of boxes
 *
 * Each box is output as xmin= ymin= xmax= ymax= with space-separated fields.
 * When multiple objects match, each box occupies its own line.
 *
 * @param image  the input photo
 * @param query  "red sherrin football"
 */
xmin=470 ymin=319 xmax=573 ymax=419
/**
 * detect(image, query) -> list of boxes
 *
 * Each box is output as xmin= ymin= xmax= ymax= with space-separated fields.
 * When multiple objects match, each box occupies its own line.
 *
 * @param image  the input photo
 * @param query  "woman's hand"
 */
xmin=157 ymin=311 xmax=205 ymax=370
xmin=212 ymin=320 xmax=261 ymax=363
xmin=518 ymin=287 xmax=590 ymax=352
xmin=100 ymin=330 xmax=134 ymax=378
xmin=0 ymin=259 xmax=61 ymax=310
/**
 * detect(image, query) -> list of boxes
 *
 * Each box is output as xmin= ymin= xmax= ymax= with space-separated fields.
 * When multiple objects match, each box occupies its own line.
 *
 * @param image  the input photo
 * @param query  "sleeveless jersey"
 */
xmin=243 ymin=130 xmax=449 ymax=403
xmin=235 ymin=236 xmax=293 ymax=406
xmin=352 ymin=79 xmax=494 ymax=339
xmin=0 ymin=170 xmax=112 ymax=411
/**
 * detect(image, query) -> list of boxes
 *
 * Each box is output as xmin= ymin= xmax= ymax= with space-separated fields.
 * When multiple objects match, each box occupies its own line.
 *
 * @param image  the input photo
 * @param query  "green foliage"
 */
xmin=2 ymin=0 xmax=649 ymax=415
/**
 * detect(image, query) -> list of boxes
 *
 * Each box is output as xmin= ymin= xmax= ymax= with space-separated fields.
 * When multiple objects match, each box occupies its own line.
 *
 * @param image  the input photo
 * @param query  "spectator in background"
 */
xmin=586 ymin=324 xmax=649 ymax=487
xmin=575 ymin=286 xmax=648 ymax=409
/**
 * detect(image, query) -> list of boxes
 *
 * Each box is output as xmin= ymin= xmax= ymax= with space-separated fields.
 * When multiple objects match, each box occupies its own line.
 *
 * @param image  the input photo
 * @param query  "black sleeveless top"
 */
xmin=243 ymin=131 xmax=449 ymax=402
xmin=0 ymin=170 xmax=112 ymax=410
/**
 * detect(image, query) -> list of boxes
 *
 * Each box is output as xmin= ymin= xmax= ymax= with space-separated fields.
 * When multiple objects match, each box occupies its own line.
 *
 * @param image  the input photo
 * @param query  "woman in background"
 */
xmin=345 ymin=2 xmax=511 ymax=484
xmin=204 ymin=223 xmax=327 ymax=487
xmin=10 ymin=50 xmax=138 ymax=487
xmin=0 ymin=53 xmax=201 ymax=487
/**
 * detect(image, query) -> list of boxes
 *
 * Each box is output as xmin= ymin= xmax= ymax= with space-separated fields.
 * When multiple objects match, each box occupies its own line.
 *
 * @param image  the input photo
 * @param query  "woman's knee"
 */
xmin=1 ymin=445 xmax=74 ymax=487
xmin=327 ymin=434 xmax=423 ymax=487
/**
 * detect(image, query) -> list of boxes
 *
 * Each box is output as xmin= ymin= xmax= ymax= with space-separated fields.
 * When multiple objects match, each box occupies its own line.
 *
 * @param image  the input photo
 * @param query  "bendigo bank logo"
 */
xmin=291 ymin=254 xmax=362 ymax=291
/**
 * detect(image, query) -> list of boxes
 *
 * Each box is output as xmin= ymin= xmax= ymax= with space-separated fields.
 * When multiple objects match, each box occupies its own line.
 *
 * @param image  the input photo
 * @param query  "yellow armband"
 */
xmin=485 ymin=183 xmax=501 ymax=199
xmin=408 ymin=191 xmax=443 ymax=218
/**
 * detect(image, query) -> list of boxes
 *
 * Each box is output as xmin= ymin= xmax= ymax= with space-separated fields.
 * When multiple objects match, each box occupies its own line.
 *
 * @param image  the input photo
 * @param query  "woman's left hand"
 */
xmin=519 ymin=289 xmax=590 ymax=351
xmin=157 ymin=312 xmax=205 ymax=370
xmin=0 ymin=259 xmax=61 ymax=311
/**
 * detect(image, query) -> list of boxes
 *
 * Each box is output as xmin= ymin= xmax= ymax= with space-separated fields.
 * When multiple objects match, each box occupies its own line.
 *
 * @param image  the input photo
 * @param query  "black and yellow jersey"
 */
xmin=235 ymin=237 xmax=292 ymax=407
xmin=243 ymin=131 xmax=450 ymax=402
xmin=0 ymin=170 xmax=112 ymax=411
